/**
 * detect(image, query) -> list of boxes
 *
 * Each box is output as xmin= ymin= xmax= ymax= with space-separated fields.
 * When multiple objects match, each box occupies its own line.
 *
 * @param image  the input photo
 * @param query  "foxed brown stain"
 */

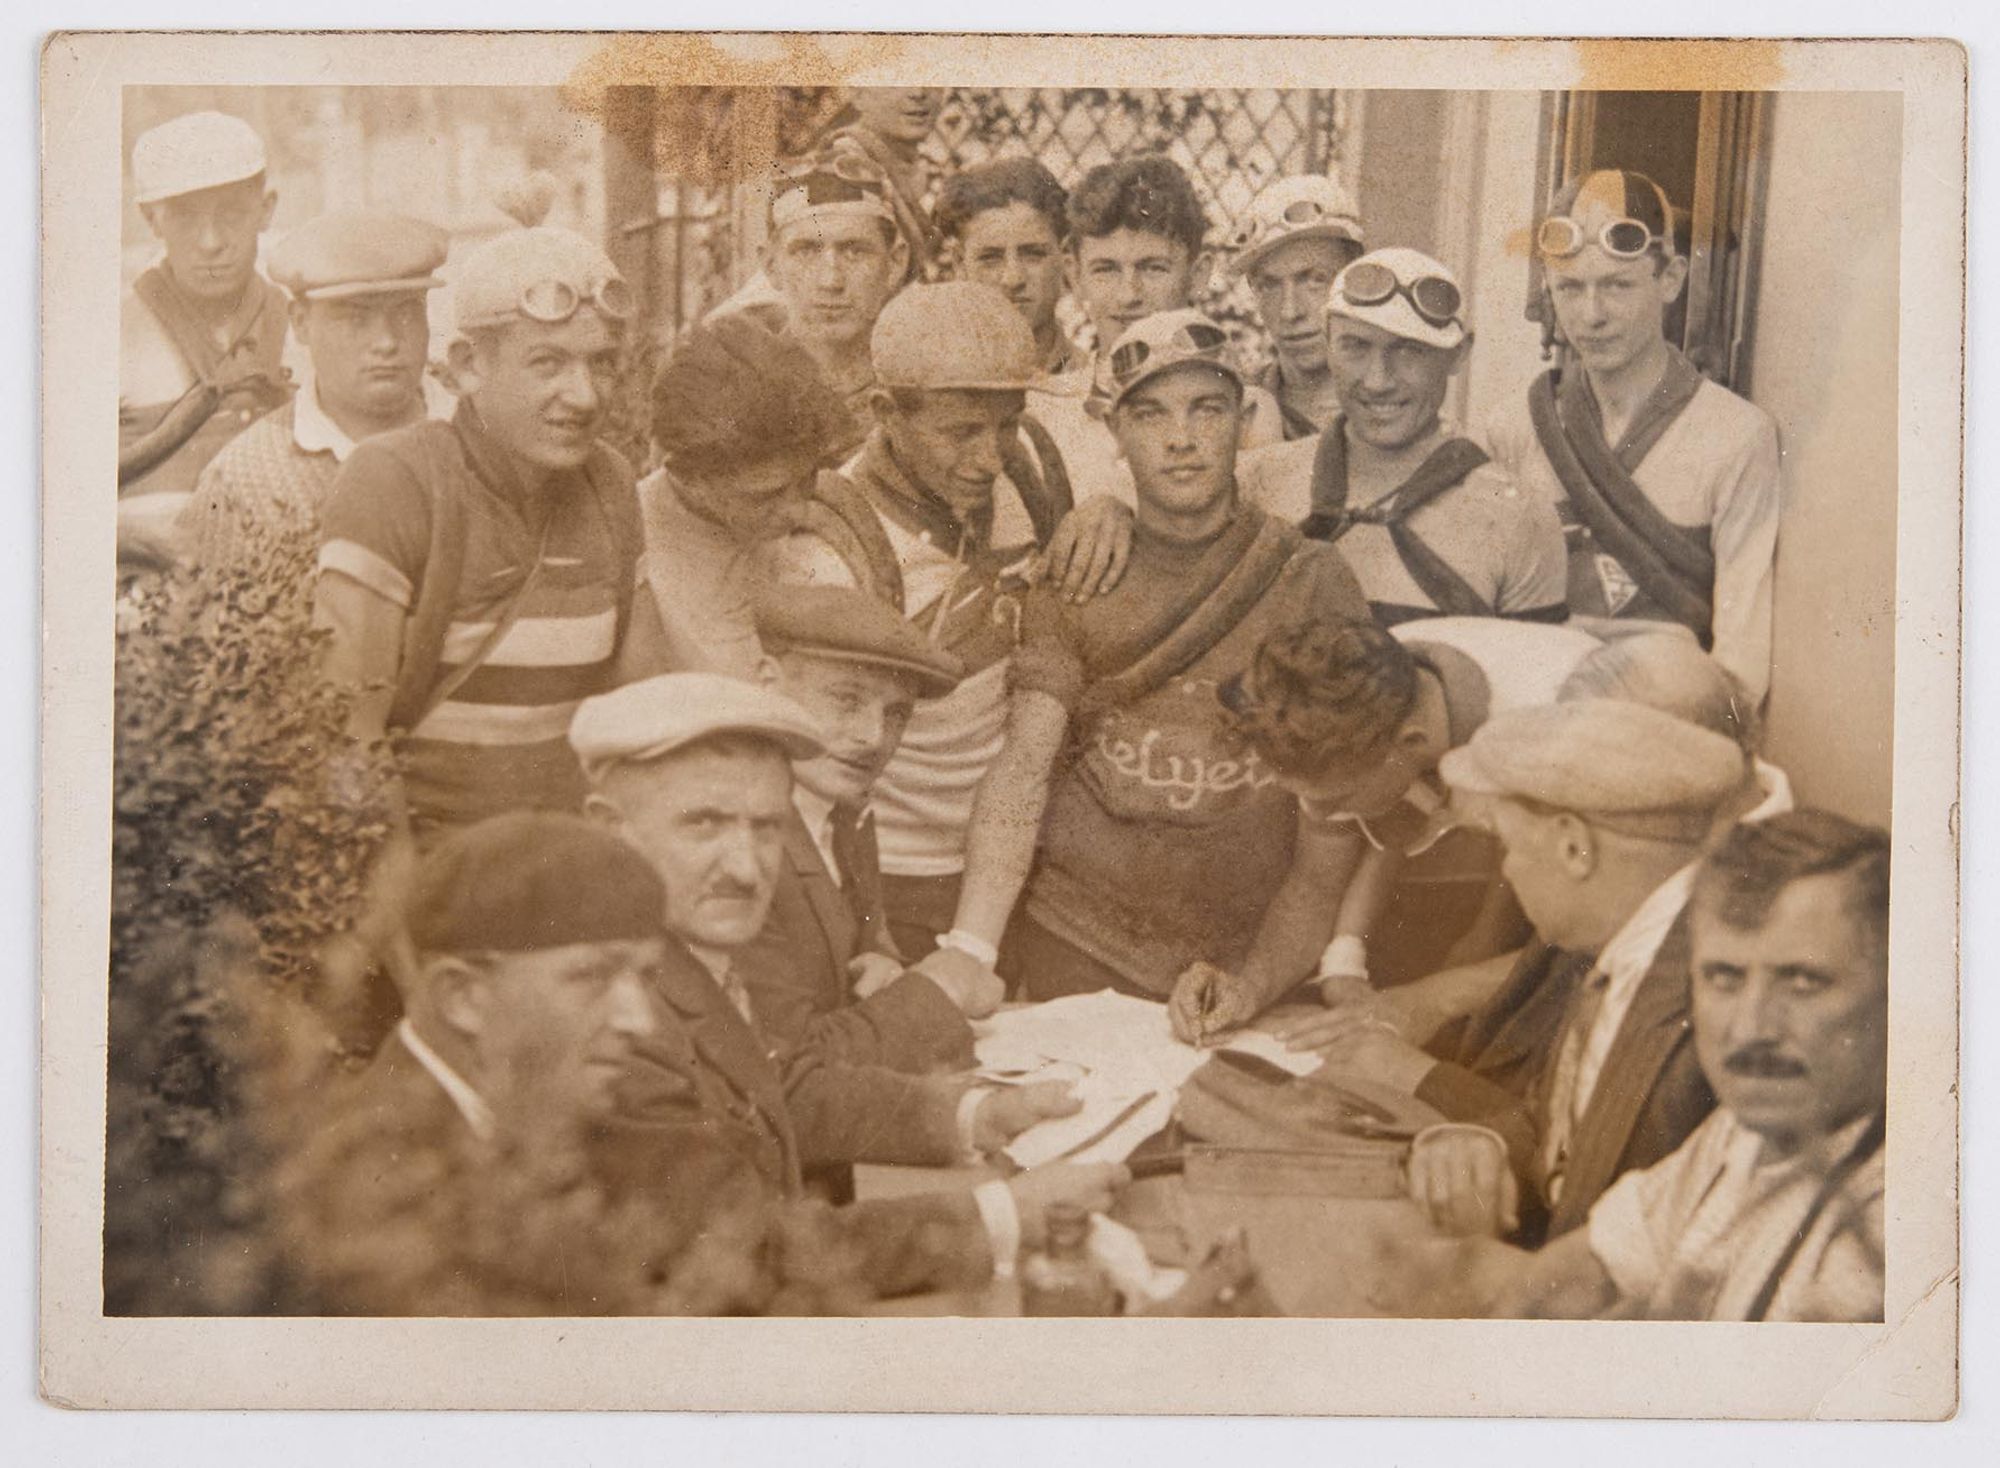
xmin=562 ymin=33 xmax=910 ymax=185
xmin=1572 ymin=38 xmax=1786 ymax=92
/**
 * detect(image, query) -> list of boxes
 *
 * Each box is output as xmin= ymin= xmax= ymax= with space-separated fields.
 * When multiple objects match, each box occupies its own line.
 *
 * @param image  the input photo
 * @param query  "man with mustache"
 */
xmin=934 ymin=309 xmax=1372 ymax=1002
xmin=570 ymin=673 xmax=1127 ymax=1289
xmin=1381 ymin=810 xmax=1887 ymax=1322
xmin=313 ymin=226 xmax=664 ymax=844
xmin=177 ymin=210 xmax=452 ymax=588
xmin=732 ymin=582 xmax=989 ymax=1071
xmin=1485 ymin=169 xmax=1782 ymax=700
xmin=1227 ymin=174 xmax=1366 ymax=441
xmin=118 ymin=110 xmax=294 ymax=566
xmin=1029 ymin=156 xmax=1286 ymax=516
xmin=1238 ymin=248 xmax=1568 ymax=626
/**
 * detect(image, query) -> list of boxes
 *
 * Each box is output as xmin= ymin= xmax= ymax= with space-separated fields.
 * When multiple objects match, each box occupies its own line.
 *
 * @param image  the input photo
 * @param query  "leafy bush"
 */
xmin=106 ymin=518 xmax=399 ymax=1315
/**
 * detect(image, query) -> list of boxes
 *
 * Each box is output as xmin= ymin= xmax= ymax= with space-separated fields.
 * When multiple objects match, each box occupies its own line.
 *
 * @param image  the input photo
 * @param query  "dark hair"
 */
xmin=1067 ymin=155 xmax=1208 ymax=258
xmin=934 ymin=156 xmax=1069 ymax=244
xmin=651 ymin=313 xmax=854 ymax=475
xmin=1692 ymin=809 xmax=1890 ymax=953
xmin=1223 ymin=620 xmax=1421 ymax=777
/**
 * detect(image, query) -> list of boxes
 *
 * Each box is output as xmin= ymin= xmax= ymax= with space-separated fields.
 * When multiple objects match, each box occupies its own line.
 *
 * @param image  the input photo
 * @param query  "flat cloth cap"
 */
xmin=404 ymin=812 xmax=665 ymax=955
xmin=452 ymin=225 xmax=629 ymax=334
xmin=570 ymin=673 xmax=826 ymax=781
xmin=1439 ymin=697 xmax=1746 ymax=840
xmin=1226 ymin=174 xmax=1364 ymax=278
xmin=132 ymin=111 xmax=267 ymax=206
xmin=872 ymin=281 xmax=1041 ymax=391
xmin=268 ymin=210 xmax=450 ymax=301
xmin=755 ymin=582 xmax=965 ymax=698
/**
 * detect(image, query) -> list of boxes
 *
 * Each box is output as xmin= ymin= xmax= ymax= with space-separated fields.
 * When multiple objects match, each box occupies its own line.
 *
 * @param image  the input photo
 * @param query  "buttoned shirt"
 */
xmin=395 ymin=1018 xmax=495 ymax=1141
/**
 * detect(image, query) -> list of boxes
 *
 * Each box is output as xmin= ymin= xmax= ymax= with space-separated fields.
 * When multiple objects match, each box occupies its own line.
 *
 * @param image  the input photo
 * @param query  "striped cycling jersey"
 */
xmin=317 ymin=402 xmax=632 ymax=829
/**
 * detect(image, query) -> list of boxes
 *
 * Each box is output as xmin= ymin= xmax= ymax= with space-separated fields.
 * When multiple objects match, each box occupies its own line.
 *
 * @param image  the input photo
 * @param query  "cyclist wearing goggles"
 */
xmin=1229 ymin=175 xmax=1367 ymax=441
xmin=314 ymin=224 xmax=660 ymax=841
xmin=932 ymin=306 xmax=1377 ymax=1007
xmin=1239 ymin=247 xmax=1568 ymax=629
xmin=1486 ymin=168 xmax=1781 ymax=702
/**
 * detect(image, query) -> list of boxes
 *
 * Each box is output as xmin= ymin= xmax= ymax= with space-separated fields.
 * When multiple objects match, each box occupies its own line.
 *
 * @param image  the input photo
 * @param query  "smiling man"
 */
xmin=1240 ymin=247 xmax=1568 ymax=626
xmin=313 ymin=226 xmax=662 ymax=843
xmin=1228 ymin=174 xmax=1366 ymax=440
xmin=932 ymin=309 xmax=1371 ymax=1002
xmin=178 ymin=209 xmax=450 ymax=585
xmin=1388 ymin=810 xmax=1888 ymax=1323
xmin=1485 ymin=170 xmax=1782 ymax=699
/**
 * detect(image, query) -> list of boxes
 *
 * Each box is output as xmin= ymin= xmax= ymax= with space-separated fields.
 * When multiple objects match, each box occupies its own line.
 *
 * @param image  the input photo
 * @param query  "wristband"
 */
xmin=1316 ymin=934 xmax=1369 ymax=981
xmin=938 ymin=928 xmax=999 ymax=969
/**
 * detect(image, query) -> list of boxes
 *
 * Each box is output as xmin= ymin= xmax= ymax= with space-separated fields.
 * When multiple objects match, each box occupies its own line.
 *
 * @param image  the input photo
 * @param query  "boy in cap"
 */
xmin=1029 ymin=156 xmax=1286 ymax=514
xmin=731 ymin=582 xmax=985 ymax=1071
xmin=1167 ymin=614 xmax=1605 ymax=1045
xmin=1382 ymin=811 xmax=1887 ymax=1323
xmin=178 ymin=210 xmax=452 ymax=583
xmin=1485 ymin=169 xmax=1782 ymax=700
xmin=1227 ymin=174 xmax=1366 ymax=439
xmin=1315 ymin=697 xmax=1758 ymax=1243
xmin=1239 ymin=247 xmax=1568 ymax=625
xmin=118 ymin=111 xmax=293 ymax=562
xmin=637 ymin=314 xmax=856 ymax=678
xmin=764 ymin=280 xmax=1130 ymax=958
xmin=933 ymin=308 xmax=1372 ymax=1003
xmin=314 ymin=226 xmax=665 ymax=844
xmin=569 ymin=673 xmax=1129 ymax=1286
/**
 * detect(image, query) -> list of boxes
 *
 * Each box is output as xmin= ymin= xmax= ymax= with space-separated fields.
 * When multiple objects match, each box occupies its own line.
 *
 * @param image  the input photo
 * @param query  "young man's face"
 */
xmin=453 ymin=937 xmax=662 ymax=1126
xmin=143 ymin=176 xmax=276 ymax=305
xmin=1111 ymin=365 xmax=1244 ymax=524
xmin=598 ymin=744 xmax=793 ymax=951
xmin=677 ymin=448 xmax=819 ymax=546
xmin=457 ymin=310 xmax=622 ymax=476
xmin=768 ymin=215 xmax=906 ymax=355
xmin=1327 ymin=316 xmax=1463 ymax=452
xmin=846 ymin=88 xmax=946 ymax=147
xmin=294 ymin=292 xmax=430 ymax=426
xmin=1692 ymin=871 xmax=1888 ymax=1157
xmin=775 ymin=652 xmax=917 ymax=806
xmin=877 ymin=387 xmax=1026 ymax=523
xmin=1070 ymin=228 xmax=1203 ymax=351
xmin=1543 ymin=245 xmax=1689 ymax=379
xmin=958 ymin=202 xmax=1066 ymax=347
xmin=1248 ymin=236 xmax=1359 ymax=378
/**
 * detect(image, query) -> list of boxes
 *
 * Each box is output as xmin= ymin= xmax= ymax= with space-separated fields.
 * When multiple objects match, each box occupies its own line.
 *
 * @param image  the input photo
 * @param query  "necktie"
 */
xmin=828 ymin=801 xmax=889 ymax=949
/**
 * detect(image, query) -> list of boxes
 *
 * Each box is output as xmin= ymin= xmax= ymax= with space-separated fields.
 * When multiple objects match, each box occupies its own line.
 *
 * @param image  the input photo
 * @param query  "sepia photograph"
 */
xmin=36 ymin=27 xmax=1964 ymax=1421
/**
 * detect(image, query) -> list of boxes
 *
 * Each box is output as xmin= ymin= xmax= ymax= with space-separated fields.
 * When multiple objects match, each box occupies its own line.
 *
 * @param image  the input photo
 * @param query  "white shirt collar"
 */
xmin=791 ymin=784 xmax=846 ymax=881
xmin=1593 ymin=863 xmax=1700 ymax=1009
xmin=395 ymin=1018 xmax=495 ymax=1141
xmin=291 ymin=370 xmax=456 ymax=462
xmin=1744 ymin=758 xmax=1794 ymax=824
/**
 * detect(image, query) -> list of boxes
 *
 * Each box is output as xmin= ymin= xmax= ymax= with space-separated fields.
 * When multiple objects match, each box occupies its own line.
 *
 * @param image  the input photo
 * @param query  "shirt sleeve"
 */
xmin=317 ymin=439 xmax=434 ymax=610
xmin=1007 ymin=582 xmax=1090 ymax=711
xmin=1584 ymin=1120 xmax=1714 ymax=1305
xmin=1705 ymin=406 xmax=1782 ymax=702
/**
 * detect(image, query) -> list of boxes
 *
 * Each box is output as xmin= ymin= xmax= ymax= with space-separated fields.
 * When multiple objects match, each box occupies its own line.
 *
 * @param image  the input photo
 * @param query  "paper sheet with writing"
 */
xmin=974 ymin=991 xmax=1322 ymax=1167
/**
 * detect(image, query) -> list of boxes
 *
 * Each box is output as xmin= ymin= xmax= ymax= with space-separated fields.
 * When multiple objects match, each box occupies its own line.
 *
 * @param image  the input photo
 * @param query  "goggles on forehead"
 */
xmin=1108 ymin=318 xmax=1230 ymax=382
xmin=780 ymin=148 xmax=890 ymax=192
xmin=1536 ymin=214 xmax=1667 ymax=262
xmin=1336 ymin=259 xmax=1463 ymax=329
xmin=1229 ymin=195 xmax=1358 ymax=251
xmin=513 ymin=274 xmax=636 ymax=325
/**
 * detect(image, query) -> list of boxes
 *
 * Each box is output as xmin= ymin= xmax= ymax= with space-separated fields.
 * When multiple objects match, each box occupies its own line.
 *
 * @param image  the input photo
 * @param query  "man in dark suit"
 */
xmin=733 ymin=582 xmax=989 ymax=1071
xmin=570 ymin=672 xmax=1129 ymax=1281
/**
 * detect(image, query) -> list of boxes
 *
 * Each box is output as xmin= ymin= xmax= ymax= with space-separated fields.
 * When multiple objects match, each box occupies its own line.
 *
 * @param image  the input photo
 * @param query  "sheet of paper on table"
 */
xmin=974 ymin=990 xmax=1323 ymax=1167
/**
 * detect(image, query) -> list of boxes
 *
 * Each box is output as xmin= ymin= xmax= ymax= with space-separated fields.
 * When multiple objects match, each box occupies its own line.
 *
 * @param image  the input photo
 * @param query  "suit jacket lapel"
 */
xmin=785 ymin=809 xmax=859 ymax=979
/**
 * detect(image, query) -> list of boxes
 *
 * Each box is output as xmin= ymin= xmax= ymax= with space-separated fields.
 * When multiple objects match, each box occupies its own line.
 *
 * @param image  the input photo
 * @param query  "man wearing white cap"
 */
xmin=935 ymin=309 xmax=1372 ymax=1002
xmin=118 ymin=111 xmax=293 ymax=562
xmin=1484 ymin=169 xmax=1782 ymax=700
xmin=569 ymin=672 xmax=1128 ymax=1290
xmin=1227 ymin=175 xmax=1366 ymax=440
xmin=177 ymin=210 xmax=453 ymax=585
xmin=764 ymin=280 xmax=1130 ymax=961
xmin=1239 ymin=247 xmax=1568 ymax=627
xmin=314 ymin=226 xmax=665 ymax=844
xmin=1306 ymin=697 xmax=1756 ymax=1244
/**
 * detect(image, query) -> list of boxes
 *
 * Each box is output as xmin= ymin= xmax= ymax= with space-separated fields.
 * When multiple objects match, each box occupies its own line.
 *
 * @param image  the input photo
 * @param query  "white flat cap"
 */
xmin=569 ymin=673 xmax=826 ymax=782
xmin=132 ymin=111 xmax=267 ymax=206
xmin=1327 ymin=246 xmax=1467 ymax=352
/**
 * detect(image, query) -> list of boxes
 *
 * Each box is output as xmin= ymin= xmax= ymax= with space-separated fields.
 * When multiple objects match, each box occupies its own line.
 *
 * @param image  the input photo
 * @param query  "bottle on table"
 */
xmin=1019 ymin=1201 xmax=1120 ymax=1316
